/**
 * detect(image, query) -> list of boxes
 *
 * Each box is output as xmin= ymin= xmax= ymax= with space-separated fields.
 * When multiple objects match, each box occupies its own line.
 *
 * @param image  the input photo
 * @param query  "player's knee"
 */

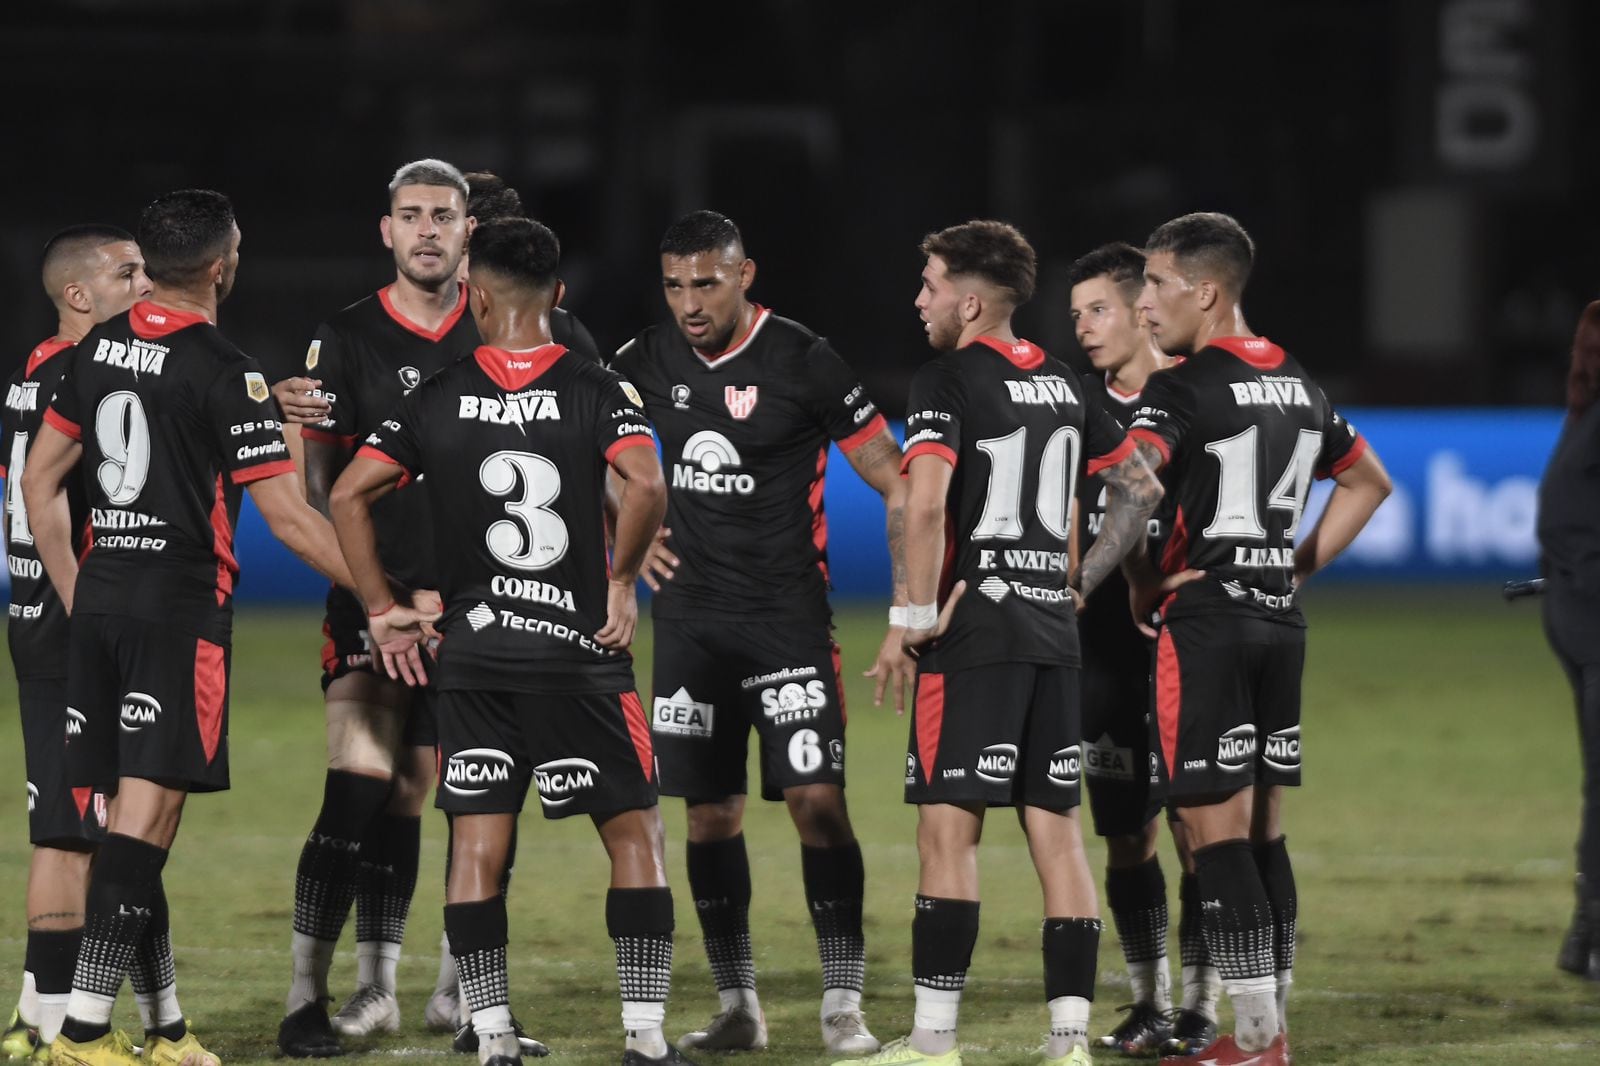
xmin=685 ymin=796 xmax=743 ymax=841
xmin=784 ymin=785 xmax=853 ymax=847
xmin=1105 ymin=830 xmax=1156 ymax=868
xmin=384 ymin=747 xmax=434 ymax=814
xmin=325 ymin=698 xmax=406 ymax=775
xmin=313 ymin=768 xmax=394 ymax=840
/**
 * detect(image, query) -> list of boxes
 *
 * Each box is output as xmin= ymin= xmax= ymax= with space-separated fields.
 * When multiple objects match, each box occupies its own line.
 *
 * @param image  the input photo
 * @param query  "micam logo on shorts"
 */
xmin=975 ymin=743 xmax=1018 ymax=783
xmin=1217 ymin=724 xmax=1258 ymax=772
xmin=65 ymin=708 xmax=85 ymax=737
xmin=534 ymin=758 xmax=600 ymax=807
xmin=672 ymin=431 xmax=755 ymax=495
xmin=1263 ymin=724 xmax=1300 ymax=771
xmin=119 ymin=692 xmax=161 ymax=732
xmin=1047 ymin=745 xmax=1082 ymax=788
xmin=443 ymin=748 xmax=515 ymax=796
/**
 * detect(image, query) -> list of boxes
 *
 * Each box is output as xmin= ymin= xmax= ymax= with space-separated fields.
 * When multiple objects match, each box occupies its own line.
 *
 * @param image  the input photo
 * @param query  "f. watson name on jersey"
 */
xmin=1229 ymin=377 xmax=1310 ymax=407
xmin=1004 ymin=376 xmax=1078 ymax=407
xmin=92 ymin=338 xmax=167 ymax=375
xmin=458 ymin=391 xmax=561 ymax=424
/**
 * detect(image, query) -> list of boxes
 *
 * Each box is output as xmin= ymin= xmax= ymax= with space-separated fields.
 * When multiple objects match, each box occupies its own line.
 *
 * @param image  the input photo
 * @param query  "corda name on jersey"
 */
xmin=5 ymin=381 xmax=38 ymax=412
xmin=1004 ymin=376 xmax=1078 ymax=407
xmin=1229 ymin=377 xmax=1310 ymax=407
xmin=458 ymin=391 xmax=561 ymax=424
xmin=91 ymin=338 xmax=167 ymax=375
xmin=673 ymin=430 xmax=755 ymax=495
xmin=490 ymin=575 xmax=576 ymax=611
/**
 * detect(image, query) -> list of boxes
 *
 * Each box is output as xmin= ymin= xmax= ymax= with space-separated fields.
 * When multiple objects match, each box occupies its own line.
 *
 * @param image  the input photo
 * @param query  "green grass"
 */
xmin=1 ymin=589 xmax=1596 ymax=1064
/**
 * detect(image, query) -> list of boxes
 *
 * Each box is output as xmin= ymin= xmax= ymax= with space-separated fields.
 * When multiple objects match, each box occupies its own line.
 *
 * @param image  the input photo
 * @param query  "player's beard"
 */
xmin=926 ymin=308 xmax=963 ymax=351
xmin=397 ymin=245 xmax=464 ymax=292
xmin=683 ymin=316 xmax=736 ymax=354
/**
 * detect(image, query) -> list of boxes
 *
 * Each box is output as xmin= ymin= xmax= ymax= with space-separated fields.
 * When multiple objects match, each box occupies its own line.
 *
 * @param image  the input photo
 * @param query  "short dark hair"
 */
xmin=465 ymin=171 xmax=523 ymax=224
xmin=920 ymin=220 xmax=1037 ymax=306
xmin=1065 ymin=242 xmax=1145 ymax=306
xmin=660 ymin=210 xmax=743 ymax=257
xmin=1144 ymin=212 xmax=1255 ymax=295
xmin=138 ymin=190 xmax=235 ymax=286
xmin=468 ymin=217 xmax=560 ymax=292
xmin=41 ymin=224 xmax=136 ymax=285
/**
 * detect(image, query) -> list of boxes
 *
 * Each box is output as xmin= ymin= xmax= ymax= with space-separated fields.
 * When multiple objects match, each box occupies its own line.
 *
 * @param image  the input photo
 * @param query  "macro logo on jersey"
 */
xmin=1263 ymin=725 xmax=1301 ymax=771
xmin=399 ymin=366 xmax=422 ymax=391
xmin=672 ymin=430 xmax=755 ymax=495
xmin=118 ymin=692 xmax=162 ymax=733
xmin=671 ymin=384 xmax=691 ymax=408
xmin=443 ymin=748 xmax=515 ymax=796
xmin=1217 ymin=724 xmax=1258 ymax=772
xmin=653 ymin=687 xmax=714 ymax=738
xmin=1047 ymin=745 xmax=1082 ymax=788
xmin=976 ymin=742 xmax=1018 ymax=783
xmin=724 ymin=385 xmax=758 ymax=419
xmin=534 ymin=758 xmax=599 ymax=807
xmin=1085 ymin=734 xmax=1135 ymax=782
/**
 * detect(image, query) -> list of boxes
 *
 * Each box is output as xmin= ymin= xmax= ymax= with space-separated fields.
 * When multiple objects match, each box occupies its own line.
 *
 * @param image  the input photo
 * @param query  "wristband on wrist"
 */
xmin=907 ymin=602 xmax=938 ymax=630
xmin=368 ymin=601 xmax=397 ymax=620
xmin=888 ymin=605 xmax=910 ymax=627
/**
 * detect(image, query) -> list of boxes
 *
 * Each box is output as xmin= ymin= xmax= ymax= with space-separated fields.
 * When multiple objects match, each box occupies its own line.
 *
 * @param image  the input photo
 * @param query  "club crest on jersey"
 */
xmin=724 ymin=385 xmax=758 ymax=419
xmin=399 ymin=366 xmax=421 ymax=391
xmin=305 ymin=339 xmax=321 ymax=370
xmin=671 ymin=384 xmax=691 ymax=408
xmin=244 ymin=372 xmax=270 ymax=402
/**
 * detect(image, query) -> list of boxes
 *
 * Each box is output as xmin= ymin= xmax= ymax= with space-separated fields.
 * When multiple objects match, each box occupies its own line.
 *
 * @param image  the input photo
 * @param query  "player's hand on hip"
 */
xmin=639 ymin=527 xmax=679 ymax=592
xmin=412 ymin=588 xmax=444 ymax=643
xmin=271 ymin=376 xmax=331 ymax=423
xmin=369 ymin=605 xmax=434 ymax=686
xmin=1130 ymin=568 xmax=1205 ymax=639
xmin=596 ymin=578 xmax=638 ymax=650
xmin=901 ymin=581 xmax=967 ymax=657
xmin=866 ymin=627 xmax=916 ymax=716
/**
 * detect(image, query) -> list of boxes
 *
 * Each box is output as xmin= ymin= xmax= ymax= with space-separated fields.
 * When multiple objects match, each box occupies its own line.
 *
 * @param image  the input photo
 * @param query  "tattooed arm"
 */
xmin=845 ymin=426 xmax=915 ymax=711
xmin=1076 ymin=441 xmax=1163 ymax=601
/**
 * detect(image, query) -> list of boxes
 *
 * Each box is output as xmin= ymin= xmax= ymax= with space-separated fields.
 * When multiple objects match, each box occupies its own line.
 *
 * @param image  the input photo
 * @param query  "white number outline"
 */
xmin=94 ymin=391 xmax=152 ymax=506
xmin=972 ymin=426 xmax=1081 ymax=541
xmin=1203 ymin=425 xmax=1323 ymax=541
xmin=479 ymin=450 xmax=569 ymax=571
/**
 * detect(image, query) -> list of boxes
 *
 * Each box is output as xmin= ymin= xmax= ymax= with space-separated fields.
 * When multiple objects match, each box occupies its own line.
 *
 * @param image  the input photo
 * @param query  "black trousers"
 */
xmin=1544 ymin=573 xmax=1600 ymax=890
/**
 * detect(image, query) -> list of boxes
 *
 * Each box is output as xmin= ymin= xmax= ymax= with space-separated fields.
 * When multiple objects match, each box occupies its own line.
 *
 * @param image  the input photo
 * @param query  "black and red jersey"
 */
xmin=1076 ymin=371 xmax=1166 ymax=669
xmin=43 ymin=301 xmax=294 ymax=642
xmin=610 ymin=307 xmax=887 ymax=625
xmin=1127 ymin=336 xmax=1366 ymax=625
xmin=902 ymin=337 xmax=1133 ymax=672
xmin=359 ymin=343 xmax=655 ymax=694
xmin=3 ymin=338 xmax=90 ymax=679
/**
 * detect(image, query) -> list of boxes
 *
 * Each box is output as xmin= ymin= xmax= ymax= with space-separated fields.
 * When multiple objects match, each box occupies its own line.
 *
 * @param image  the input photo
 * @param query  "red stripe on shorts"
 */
xmin=915 ymin=673 xmax=946 ymax=781
xmin=1156 ymin=628 xmax=1181 ymax=780
xmin=195 ymin=638 xmax=227 ymax=763
xmin=620 ymin=691 xmax=655 ymax=781
xmin=832 ymin=643 xmax=847 ymax=725
xmin=72 ymin=786 xmax=93 ymax=821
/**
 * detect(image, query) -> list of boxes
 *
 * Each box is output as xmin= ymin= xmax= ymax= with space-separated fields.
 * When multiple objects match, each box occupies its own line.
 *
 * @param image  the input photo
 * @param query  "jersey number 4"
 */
xmin=480 ymin=450 xmax=569 ymax=570
xmin=1203 ymin=426 xmax=1322 ymax=540
xmin=973 ymin=426 xmax=1081 ymax=540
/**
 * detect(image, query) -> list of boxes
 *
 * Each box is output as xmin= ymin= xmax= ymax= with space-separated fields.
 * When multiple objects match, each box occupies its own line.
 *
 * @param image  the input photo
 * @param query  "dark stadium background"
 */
xmin=3 ymin=0 xmax=1597 ymax=413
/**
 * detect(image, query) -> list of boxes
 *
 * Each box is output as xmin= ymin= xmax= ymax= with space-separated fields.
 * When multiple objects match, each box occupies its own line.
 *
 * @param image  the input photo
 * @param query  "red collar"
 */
xmin=25 ymin=337 xmax=74 ymax=377
xmin=696 ymin=304 xmax=769 ymax=365
xmin=971 ymin=335 xmax=1044 ymax=370
xmin=474 ymin=343 xmax=567 ymax=391
xmin=1209 ymin=335 xmax=1285 ymax=370
xmin=130 ymin=301 xmax=209 ymax=340
xmin=379 ymin=282 xmax=470 ymax=342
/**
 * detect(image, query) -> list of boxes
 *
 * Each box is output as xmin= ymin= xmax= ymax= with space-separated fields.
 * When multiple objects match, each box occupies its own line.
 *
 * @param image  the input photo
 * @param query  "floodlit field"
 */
xmin=0 ymin=589 xmax=1595 ymax=1065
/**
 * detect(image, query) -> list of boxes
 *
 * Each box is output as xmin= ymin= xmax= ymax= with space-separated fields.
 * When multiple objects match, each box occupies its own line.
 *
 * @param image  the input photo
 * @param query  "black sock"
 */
xmin=1177 ymin=872 xmax=1211 ymax=970
xmin=293 ymin=771 xmax=391 ymax=942
xmin=1042 ymin=916 xmax=1101 ymax=1003
xmin=128 ymin=878 xmax=183 ymax=1040
xmin=1192 ymin=841 xmax=1275 ymax=984
xmin=61 ymin=835 xmax=167 ymax=1043
xmin=801 ymin=843 xmax=866 ymax=994
xmin=445 ymin=897 xmax=509 ymax=1020
xmin=912 ymin=895 xmax=979 ymax=992
xmin=1106 ymin=858 xmax=1168 ymax=966
xmin=1253 ymin=836 xmax=1297 ymax=975
xmin=607 ymin=888 xmax=674 ymax=1010
xmin=356 ymin=814 xmax=421 ymax=947
xmin=686 ymin=834 xmax=754 ymax=992
xmin=28 ymin=928 xmax=80 ymax=998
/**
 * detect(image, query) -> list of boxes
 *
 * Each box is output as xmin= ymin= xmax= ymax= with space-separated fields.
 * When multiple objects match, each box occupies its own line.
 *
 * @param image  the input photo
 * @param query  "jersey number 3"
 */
xmin=481 ymin=450 xmax=569 ymax=570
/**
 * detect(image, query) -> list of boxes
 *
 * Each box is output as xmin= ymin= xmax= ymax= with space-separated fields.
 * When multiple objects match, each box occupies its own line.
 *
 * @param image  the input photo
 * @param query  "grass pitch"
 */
xmin=0 ymin=589 xmax=1596 ymax=1065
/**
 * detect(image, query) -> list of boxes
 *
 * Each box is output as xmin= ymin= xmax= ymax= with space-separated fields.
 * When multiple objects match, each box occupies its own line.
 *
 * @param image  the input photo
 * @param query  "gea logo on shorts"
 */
xmin=975 ymin=743 xmax=1018 ymax=783
xmin=1085 ymin=734 xmax=1134 ymax=781
xmin=1263 ymin=725 xmax=1301 ymax=771
xmin=653 ymin=687 xmax=714 ymax=738
xmin=1217 ymin=724 xmax=1258 ymax=772
xmin=119 ymin=693 xmax=161 ymax=733
xmin=444 ymin=748 xmax=515 ymax=796
xmin=1047 ymin=745 xmax=1082 ymax=788
xmin=534 ymin=758 xmax=599 ymax=807
xmin=65 ymin=708 xmax=85 ymax=737
xmin=672 ymin=431 xmax=755 ymax=495
xmin=761 ymin=680 xmax=828 ymax=724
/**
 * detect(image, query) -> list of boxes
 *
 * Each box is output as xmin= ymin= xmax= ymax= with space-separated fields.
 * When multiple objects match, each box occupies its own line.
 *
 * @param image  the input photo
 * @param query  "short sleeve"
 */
xmin=902 ymin=361 xmax=966 ymax=472
xmin=798 ymin=339 xmax=888 ymax=454
xmin=357 ymin=389 xmax=426 ymax=484
xmin=42 ymin=350 xmax=84 ymax=442
xmin=1082 ymin=399 xmax=1134 ymax=477
xmin=594 ymin=371 xmax=657 ymax=466
xmin=1125 ymin=369 xmax=1192 ymax=469
xmin=1313 ymin=396 xmax=1367 ymax=479
xmin=206 ymin=360 xmax=295 ymax=485
xmin=301 ymin=323 xmax=359 ymax=446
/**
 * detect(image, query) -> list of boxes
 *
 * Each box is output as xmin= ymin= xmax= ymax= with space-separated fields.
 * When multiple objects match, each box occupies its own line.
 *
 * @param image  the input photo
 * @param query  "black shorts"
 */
xmin=66 ymin=614 xmax=232 ymax=793
xmin=18 ymin=679 xmax=106 ymax=848
xmin=904 ymin=662 xmax=1082 ymax=812
xmin=1153 ymin=615 xmax=1305 ymax=801
xmin=651 ymin=618 xmax=846 ymax=801
xmin=435 ymin=688 xmax=657 ymax=819
xmin=1081 ymin=654 xmax=1165 ymax=837
xmin=320 ymin=592 xmax=437 ymax=747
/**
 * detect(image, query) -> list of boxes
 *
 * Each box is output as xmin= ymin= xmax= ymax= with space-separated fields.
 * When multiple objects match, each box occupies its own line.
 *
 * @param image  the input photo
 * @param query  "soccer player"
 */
xmin=611 ymin=210 xmax=911 ymax=1056
xmin=861 ymin=220 xmax=1163 ymax=1066
xmin=278 ymin=159 xmax=479 ymax=1056
xmin=21 ymin=188 xmax=375 ymax=1066
xmin=1064 ymin=244 xmax=1217 ymax=1057
xmin=1121 ymin=212 xmax=1392 ymax=1066
xmin=327 ymin=216 xmax=685 ymax=1066
xmin=0 ymin=226 xmax=149 ymax=1064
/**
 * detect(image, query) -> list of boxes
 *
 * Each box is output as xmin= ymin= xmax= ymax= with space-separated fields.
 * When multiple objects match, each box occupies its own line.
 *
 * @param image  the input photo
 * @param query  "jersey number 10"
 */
xmin=972 ymin=426 xmax=1082 ymax=541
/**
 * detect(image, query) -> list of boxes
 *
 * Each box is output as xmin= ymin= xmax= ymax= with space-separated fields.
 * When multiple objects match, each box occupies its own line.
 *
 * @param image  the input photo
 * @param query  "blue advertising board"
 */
xmin=0 ymin=408 xmax=1567 ymax=603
